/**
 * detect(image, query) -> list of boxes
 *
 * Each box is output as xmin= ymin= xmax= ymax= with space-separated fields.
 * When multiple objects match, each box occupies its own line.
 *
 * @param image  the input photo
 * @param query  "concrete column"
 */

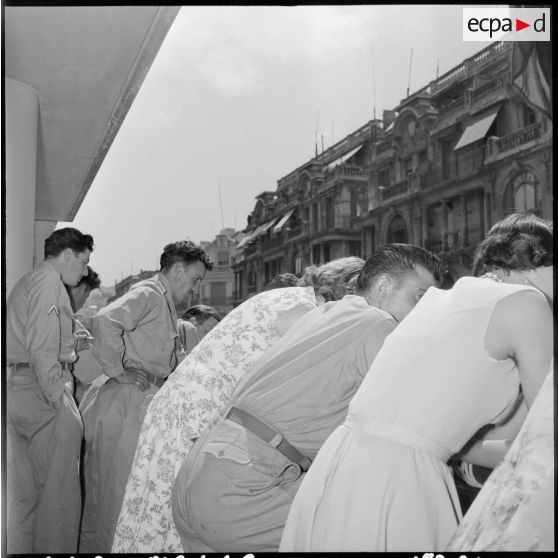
xmin=441 ymin=200 xmax=448 ymax=251
xmin=460 ymin=194 xmax=467 ymax=248
xmin=33 ymin=220 xmax=57 ymax=269
xmin=319 ymin=243 xmax=324 ymax=264
xmin=5 ymin=79 xmax=39 ymax=295
xmin=421 ymin=206 xmax=428 ymax=246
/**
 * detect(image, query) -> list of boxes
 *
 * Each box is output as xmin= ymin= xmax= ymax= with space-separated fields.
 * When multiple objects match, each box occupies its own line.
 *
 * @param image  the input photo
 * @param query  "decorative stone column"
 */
xmin=421 ymin=206 xmax=428 ymax=247
xmin=460 ymin=194 xmax=467 ymax=249
xmin=441 ymin=200 xmax=448 ymax=251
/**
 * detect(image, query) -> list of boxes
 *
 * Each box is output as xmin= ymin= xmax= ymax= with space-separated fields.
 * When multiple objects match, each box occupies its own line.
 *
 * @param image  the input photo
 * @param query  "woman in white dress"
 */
xmin=111 ymin=256 xmax=364 ymax=553
xmin=446 ymin=214 xmax=554 ymax=552
xmin=280 ymin=213 xmax=553 ymax=552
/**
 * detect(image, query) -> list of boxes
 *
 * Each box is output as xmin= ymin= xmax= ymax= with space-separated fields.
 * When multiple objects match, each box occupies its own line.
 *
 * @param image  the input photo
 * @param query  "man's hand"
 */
xmin=114 ymin=366 xmax=150 ymax=391
xmin=74 ymin=329 xmax=94 ymax=352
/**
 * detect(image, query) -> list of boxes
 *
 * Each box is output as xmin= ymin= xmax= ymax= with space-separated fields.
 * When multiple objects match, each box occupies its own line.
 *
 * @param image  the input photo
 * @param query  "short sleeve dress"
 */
xmin=279 ymin=277 xmax=542 ymax=552
xmin=112 ymin=286 xmax=316 ymax=553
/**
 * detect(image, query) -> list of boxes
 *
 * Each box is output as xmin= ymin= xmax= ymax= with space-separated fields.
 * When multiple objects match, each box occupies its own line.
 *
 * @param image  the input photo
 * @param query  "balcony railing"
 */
xmin=324 ymin=164 xmax=366 ymax=184
xmin=439 ymin=96 xmax=466 ymax=116
xmin=380 ymin=179 xmax=409 ymax=201
xmin=430 ymin=42 xmax=506 ymax=94
xmin=243 ymin=243 xmax=258 ymax=257
xmin=470 ymin=74 xmax=508 ymax=105
xmin=485 ymin=120 xmax=549 ymax=158
xmin=286 ymin=225 xmax=303 ymax=240
xmin=261 ymin=236 xmax=285 ymax=252
xmin=376 ymin=140 xmax=393 ymax=155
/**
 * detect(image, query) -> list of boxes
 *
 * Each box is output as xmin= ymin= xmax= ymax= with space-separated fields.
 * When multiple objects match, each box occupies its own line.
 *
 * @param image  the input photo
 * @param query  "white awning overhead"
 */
xmin=325 ymin=144 xmax=363 ymax=172
xmin=235 ymin=235 xmax=253 ymax=249
xmin=272 ymin=209 xmax=295 ymax=234
xmin=257 ymin=218 xmax=278 ymax=235
xmin=454 ymin=106 xmax=501 ymax=151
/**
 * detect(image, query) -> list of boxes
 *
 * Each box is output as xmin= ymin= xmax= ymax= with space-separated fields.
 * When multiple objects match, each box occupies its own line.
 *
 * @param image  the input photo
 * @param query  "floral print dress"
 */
xmin=111 ymin=286 xmax=316 ymax=553
xmin=446 ymin=364 xmax=554 ymax=551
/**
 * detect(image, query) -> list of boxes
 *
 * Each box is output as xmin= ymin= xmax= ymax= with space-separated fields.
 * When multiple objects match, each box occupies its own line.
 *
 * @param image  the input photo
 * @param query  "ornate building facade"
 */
xmin=199 ymin=228 xmax=240 ymax=317
xmin=232 ymin=41 xmax=552 ymax=303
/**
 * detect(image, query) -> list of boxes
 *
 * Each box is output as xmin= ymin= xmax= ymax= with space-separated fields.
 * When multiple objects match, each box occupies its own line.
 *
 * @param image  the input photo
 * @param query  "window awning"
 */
xmin=256 ymin=218 xmax=278 ymax=236
xmin=325 ymin=144 xmax=363 ymax=172
xmin=453 ymin=106 xmax=500 ymax=151
xmin=272 ymin=209 xmax=295 ymax=234
xmin=235 ymin=234 xmax=253 ymax=249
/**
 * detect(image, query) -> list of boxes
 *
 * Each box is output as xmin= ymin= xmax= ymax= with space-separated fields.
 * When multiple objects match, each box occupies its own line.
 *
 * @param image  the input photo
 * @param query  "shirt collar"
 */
xmin=156 ymin=272 xmax=178 ymax=318
xmin=40 ymin=260 xmax=62 ymax=278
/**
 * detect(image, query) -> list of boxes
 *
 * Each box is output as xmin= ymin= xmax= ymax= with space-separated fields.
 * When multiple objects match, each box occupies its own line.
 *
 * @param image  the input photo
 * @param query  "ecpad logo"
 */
xmin=463 ymin=7 xmax=550 ymax=42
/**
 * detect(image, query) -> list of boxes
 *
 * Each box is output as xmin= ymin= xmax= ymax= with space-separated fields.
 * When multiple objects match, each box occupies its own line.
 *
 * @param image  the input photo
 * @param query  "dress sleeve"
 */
xmin=91 ymin=287 xmax=156 ymax=377
xmin=25 ymin=271 xmax=68 ymax=402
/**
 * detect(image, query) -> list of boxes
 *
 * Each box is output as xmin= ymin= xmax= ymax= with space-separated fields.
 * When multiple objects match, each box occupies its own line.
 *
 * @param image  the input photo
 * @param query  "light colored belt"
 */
xmin=345 ymin=416 xmax=452 ymax=462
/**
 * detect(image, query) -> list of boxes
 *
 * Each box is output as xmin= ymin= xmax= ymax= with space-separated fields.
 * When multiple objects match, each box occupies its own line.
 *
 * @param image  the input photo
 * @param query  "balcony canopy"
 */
xmin=272 ymin=208 xmax=295 ymax=234
xmin=453 ymin=105 xmax=501 ymax=151
xmin=4 ymin=6 xmax=179 ymax=221
xmin=324 ymin=144 xmax=364 ymax=172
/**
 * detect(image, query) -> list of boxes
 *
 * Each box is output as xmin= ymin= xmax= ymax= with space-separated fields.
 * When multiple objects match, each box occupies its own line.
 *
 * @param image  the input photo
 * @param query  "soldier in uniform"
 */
xmin=6 ymin=227 xmax=94 ymax=553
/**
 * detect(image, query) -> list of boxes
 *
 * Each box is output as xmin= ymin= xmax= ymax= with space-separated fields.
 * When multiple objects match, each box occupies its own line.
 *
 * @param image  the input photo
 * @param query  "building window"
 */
xmin=349 ymin=241 xmax=361 ymax=258
xmin=325 ymin=197 xmax=334 ymax=229
xmin=378 ymin=168 xmax=390 ymax=187
xmin=523 ymin=103 xmax=537 ymax=126
xmin=210 ymin=282 xmax=227 ymax=306
xmin=514 ymin=183 xmax=536 ymax=212
xmin=323 ymin=243 xmax=330 ymax=262
xmin=217 ymin=251 xmax=229 ymax=266
xmin=386 ymin=215 xmax=409 ymax=244
xmin=503 ymin=171 xmax=538 ymax=215
xmin=312 ymin=244 xmax=321 ymax=264
xmin=350 ymin=190 xmax=361 ymax=218
xmin=311 ymin=203 xmax=318 ymax=233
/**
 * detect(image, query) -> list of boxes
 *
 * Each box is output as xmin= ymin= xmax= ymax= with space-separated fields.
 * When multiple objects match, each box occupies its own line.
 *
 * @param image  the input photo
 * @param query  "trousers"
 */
xmin=172 ymin=416 xmax=304 ymax=552
xmin=6 ymin=367 xmax=83 ymax=553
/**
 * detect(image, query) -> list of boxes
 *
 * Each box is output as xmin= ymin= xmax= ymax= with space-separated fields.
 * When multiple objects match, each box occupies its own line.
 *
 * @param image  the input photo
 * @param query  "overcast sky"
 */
xmin=58 ymin=5 xmax=494 ymax=286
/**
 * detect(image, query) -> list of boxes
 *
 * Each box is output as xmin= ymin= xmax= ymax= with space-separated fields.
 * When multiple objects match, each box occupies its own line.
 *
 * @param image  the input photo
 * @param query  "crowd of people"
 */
xmin=5 ymin=212 xmax=554 ymax=554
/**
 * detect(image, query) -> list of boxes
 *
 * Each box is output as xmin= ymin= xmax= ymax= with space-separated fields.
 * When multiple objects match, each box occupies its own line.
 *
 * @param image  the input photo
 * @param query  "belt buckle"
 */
xmin=268 ymin=431 xmax=283 ymax=448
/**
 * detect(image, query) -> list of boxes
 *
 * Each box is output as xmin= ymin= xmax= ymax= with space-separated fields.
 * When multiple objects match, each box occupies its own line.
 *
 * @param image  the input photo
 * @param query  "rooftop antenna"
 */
xmin=406 ymin=48 xmax=414 ymax=97
xmin=217 ymin=179 xmax=225 ymax=231
xmin=436 ymin=57 xmax=440 ymax=79
xmin=372 ymin=41 xmax=377 ymax=120
xmin=315 ymin=109 xmax=320 ymax=157
xmin=321 ymin=133 xmax=325 ymax=155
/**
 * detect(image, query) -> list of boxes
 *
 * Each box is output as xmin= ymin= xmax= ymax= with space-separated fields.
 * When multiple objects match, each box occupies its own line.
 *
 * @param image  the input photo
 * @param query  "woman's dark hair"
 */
xmin=66 ymin=266 xmax=101 ymax=311
xmin=355 ymin=244 xmax=447 ymax=294
xmin=298 ymin=257 xmax=365 ymax=302
xmin=181 ymin=304 xmax=222 ymax=323
xmin=44 ymin=227 xmax=94 ymax=258
xmin=78 ymin=266 xmax=101 ymax=291
xmin=472 ymin=213 xmax=553 ymax=276
xmin=160 ymin=241 xmax=214 ymax=272
xmin=263 ymin=273 xmax=299 ymax=291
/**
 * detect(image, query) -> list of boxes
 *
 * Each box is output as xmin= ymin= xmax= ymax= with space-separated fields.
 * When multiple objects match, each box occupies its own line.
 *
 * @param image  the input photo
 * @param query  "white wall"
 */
xmin=5 ymin=78 xmax=39 ymax=294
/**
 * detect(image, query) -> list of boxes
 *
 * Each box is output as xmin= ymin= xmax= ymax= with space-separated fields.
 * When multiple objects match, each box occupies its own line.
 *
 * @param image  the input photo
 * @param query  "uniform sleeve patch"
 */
xmin=48 ymin=304 xmax=59 ymax=316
